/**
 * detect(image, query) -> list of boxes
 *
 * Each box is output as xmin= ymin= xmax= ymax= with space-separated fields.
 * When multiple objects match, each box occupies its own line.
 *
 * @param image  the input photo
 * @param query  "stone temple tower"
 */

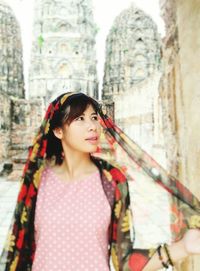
xmin=102 ymin=4 xmax=163 ymax=161
xmin=0 ymin=0 xmax=24 ymax=98
xmin=29 ymin=0 xmax=98 ymax=102
xmin=102 ymin=4 xmax=170 ymax=250
xmin=103 ymin=4 xmax=161 ymax=100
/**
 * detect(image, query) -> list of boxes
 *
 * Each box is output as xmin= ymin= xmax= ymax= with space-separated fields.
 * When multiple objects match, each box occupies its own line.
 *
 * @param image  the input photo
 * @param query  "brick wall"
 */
xmin=0 ymin=91 xmax=11 ymax=160
xmin=10 ymin=97 xmax=44 ymax=157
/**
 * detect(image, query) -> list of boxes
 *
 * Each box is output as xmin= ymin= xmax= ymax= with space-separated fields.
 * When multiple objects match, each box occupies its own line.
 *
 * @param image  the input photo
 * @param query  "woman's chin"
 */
xmin=89 ymin=146 xmax=98 ymax=153
xmin=84 ymin=145 xmax=98 ymax=153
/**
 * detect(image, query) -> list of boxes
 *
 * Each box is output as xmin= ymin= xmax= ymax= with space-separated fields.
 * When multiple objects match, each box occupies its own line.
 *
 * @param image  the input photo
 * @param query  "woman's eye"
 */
xmin=92 ymin=115 xmax=98 ymax=120
xmin=76 ymin=116 xmax=84 ymax=121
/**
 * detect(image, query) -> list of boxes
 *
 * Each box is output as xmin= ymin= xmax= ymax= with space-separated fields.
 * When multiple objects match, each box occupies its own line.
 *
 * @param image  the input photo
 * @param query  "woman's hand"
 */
xmin=182 ymin=229 xmax=200 ymax=255
xmin=143 ymin=229 xmax=200 ymax=271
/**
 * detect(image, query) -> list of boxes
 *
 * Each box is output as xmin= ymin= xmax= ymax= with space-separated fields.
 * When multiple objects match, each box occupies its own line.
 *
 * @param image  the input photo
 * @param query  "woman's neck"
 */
xmin=55 ymin=153 xmax=97 ymax=180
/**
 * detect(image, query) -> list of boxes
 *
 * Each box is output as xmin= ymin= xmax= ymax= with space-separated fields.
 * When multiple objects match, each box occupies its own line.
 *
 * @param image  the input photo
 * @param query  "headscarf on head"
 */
xmin=0 ymin=92 xmax=200 ymax=271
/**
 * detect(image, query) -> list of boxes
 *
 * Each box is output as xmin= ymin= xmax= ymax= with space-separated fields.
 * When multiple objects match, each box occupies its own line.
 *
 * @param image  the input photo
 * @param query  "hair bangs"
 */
xmin=62 ymin=94 xmax=99 ymax=125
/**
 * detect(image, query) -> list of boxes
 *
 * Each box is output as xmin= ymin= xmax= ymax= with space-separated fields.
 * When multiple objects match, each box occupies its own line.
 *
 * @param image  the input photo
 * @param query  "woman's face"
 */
xmin=54 ymin=104 xmax=101 ymax=154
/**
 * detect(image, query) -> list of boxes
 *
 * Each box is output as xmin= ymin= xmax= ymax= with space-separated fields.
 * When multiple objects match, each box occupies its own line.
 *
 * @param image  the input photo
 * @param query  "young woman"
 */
xmin=1 ymin=92 xmax=200 ymax=271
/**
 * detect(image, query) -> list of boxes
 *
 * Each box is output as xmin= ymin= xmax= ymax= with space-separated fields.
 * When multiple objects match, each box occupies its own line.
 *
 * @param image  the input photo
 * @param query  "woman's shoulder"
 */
xmin=38 ymin=161 xmax=56 ymax=181
xmin=93 ymin=158 xmax=130 ymax=211
xmin=91 ymin=156 xmax=117 ymax=172
xmin=92 ymin=156 xmax=127 ymax=184
xmin=43 ymin=159 xmax=60 ymax=174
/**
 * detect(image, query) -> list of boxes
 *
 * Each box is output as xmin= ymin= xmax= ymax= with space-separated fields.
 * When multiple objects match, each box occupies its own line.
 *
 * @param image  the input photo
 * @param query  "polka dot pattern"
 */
xmin=32 ymin=167 xmax=111 ymax=271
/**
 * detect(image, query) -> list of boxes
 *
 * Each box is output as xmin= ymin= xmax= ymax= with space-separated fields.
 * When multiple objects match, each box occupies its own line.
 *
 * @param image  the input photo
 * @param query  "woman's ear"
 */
xmin=53 ymin=127 xmax=63 ymax=140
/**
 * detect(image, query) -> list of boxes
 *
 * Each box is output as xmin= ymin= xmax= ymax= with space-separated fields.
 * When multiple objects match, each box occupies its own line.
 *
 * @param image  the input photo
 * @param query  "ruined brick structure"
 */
xmin=29 ymin=0 xmax=98 ymax=103
xmin=159 ymin=0 xmax=200 ymax=270
xmin=0 ymin=0 xmax=24 ymax=98
xmin=101 ymin=3 xmax=173 ymax=254
xmin=0 ymin=91 xmax=11 ymax=161
xmin=102 ymin=4 xmax=165 ymax=165
xmin=0 ymin=1 xmax=43 ymax=177
xmin=0 ymin=0 xmax=24 ymax=162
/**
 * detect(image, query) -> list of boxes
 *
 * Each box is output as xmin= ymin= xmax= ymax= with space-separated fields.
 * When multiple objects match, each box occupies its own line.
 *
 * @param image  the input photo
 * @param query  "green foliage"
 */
xmin=38 ymin=35 xmax=44 ymax=48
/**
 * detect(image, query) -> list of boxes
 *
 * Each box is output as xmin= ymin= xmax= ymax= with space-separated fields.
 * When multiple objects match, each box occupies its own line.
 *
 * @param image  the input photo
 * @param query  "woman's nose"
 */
xmin=87 ymin=120 xmax=97 ymax=131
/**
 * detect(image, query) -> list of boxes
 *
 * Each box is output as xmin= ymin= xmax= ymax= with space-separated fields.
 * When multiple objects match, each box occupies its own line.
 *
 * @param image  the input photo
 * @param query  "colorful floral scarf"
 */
xmin=0 ymin=92 xmax=200 ymax=271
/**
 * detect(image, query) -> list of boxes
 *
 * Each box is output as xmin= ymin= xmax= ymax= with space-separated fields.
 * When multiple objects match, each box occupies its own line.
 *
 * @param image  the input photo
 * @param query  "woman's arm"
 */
xmin=143 ymin=239 xmax=187 ymax=270
xmin=143 ymin=229 xmax=200 ymax=271
xmin=105 ymin=164 xmax=200 ymax=271
xmin=111 ymin=180 xmax=200 ymax=271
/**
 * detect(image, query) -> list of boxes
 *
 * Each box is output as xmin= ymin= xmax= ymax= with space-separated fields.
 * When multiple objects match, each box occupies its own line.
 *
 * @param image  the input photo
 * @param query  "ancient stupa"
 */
xmin=103 ymin=4 xmax=161 ymax=100
xmin=0 ymin=0 xmax=24 ymax=98
xmin=29 ymin=0 xmax=99 ymax=102
xmin=102 ymin=4 xmax=163 ymax=159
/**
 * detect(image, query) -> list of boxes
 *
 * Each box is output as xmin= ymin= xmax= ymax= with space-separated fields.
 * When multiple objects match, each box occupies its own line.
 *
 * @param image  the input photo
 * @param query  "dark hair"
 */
xmin=46 ymin=93 xmax=99 ymax=165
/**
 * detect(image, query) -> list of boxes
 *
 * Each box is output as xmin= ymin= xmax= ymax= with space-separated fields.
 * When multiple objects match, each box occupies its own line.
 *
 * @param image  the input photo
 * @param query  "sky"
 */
xmin=6 ymin=0 xmax=165 ymax=92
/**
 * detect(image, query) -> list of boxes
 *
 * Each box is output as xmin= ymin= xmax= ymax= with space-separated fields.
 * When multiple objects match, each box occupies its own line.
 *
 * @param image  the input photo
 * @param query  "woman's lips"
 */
xmin=85 ymin=136 xmax=99 ymax=144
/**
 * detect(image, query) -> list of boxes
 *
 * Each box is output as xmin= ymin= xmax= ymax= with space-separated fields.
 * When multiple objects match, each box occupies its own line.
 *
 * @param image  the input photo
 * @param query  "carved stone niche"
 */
xmin=135 ymin=39 xmax=146 ymax=50
xmin=54 ymin=20 xmax=73 ymax=32
xmin=55 ymin=60 xmax=73 ymax=78
xmin=131 ymin=66 xmax=147 ymax=82
xmin=135 ymin=54 xmax=147 ymax=62
xmin=57 ymin=42 xmax=70 ymax=54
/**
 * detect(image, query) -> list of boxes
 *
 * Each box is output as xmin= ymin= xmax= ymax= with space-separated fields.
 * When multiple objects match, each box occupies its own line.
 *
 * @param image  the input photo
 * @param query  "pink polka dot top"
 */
xmin=32 ymin=167 xmax=111 ymax=271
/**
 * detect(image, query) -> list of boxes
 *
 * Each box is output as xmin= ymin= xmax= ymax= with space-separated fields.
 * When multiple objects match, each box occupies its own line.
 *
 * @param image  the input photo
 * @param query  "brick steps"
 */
xmin=0 ymin=150 xmax=28 ymax=181
xmin=7 ymin=163 xmax=25 ymax=181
